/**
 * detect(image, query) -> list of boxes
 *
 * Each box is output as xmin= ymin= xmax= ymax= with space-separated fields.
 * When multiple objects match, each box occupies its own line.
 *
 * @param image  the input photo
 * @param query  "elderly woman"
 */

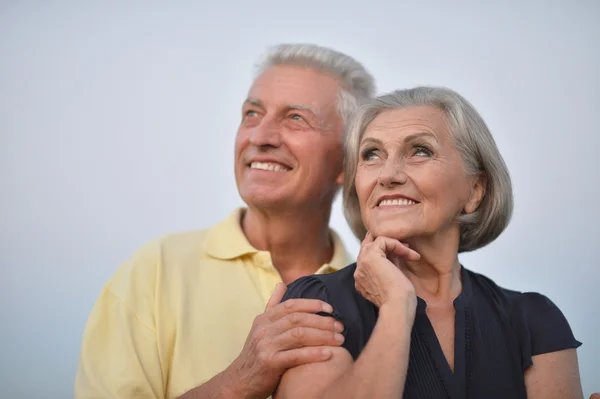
xmin=275 ymin=87 xmax=583 ymax=399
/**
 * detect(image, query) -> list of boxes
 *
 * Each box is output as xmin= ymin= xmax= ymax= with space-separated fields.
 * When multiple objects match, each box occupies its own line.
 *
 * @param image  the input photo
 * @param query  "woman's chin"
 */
xmin=369 ymin=226 xmax=415 ymax=242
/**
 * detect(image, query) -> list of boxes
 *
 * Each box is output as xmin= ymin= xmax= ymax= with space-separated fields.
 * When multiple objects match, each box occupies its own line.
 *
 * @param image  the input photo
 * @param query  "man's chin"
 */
xmin=240 ymin=191 xmax=294 ymax=211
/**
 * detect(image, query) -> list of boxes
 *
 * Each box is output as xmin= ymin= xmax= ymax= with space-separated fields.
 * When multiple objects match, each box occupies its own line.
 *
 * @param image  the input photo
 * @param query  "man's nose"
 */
xmin=249 ymin=118 xmax=281 ymax=148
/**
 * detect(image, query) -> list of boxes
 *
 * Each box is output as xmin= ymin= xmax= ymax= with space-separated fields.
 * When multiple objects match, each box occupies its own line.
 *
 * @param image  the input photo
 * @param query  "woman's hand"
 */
xmin=354 ymin=232 xmax=420 ymax=313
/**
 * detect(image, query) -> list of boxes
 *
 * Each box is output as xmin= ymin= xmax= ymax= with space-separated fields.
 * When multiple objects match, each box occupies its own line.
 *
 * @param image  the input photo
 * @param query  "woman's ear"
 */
xmin=464 ymin=173 xmax=487 ymax=214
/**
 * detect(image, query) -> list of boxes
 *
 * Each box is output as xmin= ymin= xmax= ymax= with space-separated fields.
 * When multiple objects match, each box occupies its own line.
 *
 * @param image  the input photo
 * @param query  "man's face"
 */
xmin=234 ymin=65 xmax=344 ymax=212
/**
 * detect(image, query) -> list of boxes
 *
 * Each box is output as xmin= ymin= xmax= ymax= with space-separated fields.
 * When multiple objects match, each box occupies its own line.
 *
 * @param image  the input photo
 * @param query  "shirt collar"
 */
xmin=203 ymin=208 xmax=352 ymax=272
xmin=316 ymin=229 xmax=352 ymax=273
xmin=202 ymin=208 xmax=259 ymax=260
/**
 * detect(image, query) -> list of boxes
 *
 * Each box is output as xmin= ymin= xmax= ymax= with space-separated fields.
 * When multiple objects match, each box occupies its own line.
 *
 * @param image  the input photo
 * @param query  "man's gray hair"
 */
xmin=256 ymin=43 xmax=376 ymax=137
xmin=343 ymin=86 xmax=514 ymax=252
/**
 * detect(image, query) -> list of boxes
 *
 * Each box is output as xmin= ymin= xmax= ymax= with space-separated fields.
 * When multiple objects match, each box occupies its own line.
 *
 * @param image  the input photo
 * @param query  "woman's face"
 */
xmin=355 ymin=106 xmax=484 ymax=242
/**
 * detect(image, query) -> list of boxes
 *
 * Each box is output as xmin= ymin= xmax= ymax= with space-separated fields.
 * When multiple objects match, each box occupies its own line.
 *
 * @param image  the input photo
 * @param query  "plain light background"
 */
xmin=2 ymin=1 xmax=599 ymax=397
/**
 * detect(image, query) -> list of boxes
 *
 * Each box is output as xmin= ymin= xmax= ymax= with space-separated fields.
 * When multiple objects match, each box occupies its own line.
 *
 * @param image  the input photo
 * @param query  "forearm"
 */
xmin=177 ymin=367 xmax=245 ymax=399
xmin=324 ymin=301 xmax=413 ymax=398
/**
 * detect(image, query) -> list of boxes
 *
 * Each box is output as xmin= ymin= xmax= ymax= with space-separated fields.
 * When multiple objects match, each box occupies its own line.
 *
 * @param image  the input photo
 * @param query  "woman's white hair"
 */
xmin=343 ymin=86 xmax=514 ymax=252
xmin=256 ymin=43 xmax=376 ymax=137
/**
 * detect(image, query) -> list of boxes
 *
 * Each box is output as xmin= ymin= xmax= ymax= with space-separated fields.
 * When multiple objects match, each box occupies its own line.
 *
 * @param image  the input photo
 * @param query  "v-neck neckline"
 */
xmin=412 ymin=266 xmax=473 ymax=399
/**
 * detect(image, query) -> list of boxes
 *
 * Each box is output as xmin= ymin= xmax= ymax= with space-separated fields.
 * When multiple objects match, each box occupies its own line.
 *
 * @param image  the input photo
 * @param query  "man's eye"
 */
xmin=290 ymin=114 xmax=303 ymax=121
xmin=245 ymin=110 xmax=258 ymax=117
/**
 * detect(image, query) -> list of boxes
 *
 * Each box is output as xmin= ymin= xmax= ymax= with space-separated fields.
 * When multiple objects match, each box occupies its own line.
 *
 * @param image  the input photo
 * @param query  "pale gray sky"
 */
xmin=1 ymin=1 xmax=598 ymax=397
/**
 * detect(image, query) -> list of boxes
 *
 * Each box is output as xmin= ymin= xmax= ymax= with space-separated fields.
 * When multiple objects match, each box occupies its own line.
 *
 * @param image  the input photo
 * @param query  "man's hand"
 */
xmin=211 ymin=283 xmax=345 ymax=399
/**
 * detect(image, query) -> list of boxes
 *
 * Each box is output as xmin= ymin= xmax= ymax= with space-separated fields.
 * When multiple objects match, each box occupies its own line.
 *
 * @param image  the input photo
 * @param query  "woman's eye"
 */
xmin=361 ymin=148 xmax=380 ymax=161
xmin=413 ymin=146 xmax=433 ymax=157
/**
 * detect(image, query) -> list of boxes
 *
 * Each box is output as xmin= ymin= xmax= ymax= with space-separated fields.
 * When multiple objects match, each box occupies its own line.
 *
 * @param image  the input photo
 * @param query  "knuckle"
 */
xmin=254 ymin=326 xmax=268 ymax=341
xmin=287 ymin=350 xmax=299 ymax=364
xmin=252 ymin=314 xmax=265 ymax=327
xmin=288 ymin=312 xmax=301 ymax=325
xmin=284 ymin=299 xmax=296 ymax=309
xmin=255 ymin=334 xmax=269 ymax=349
xmin=257 ymin=351 xmax=271 ymax=366
xmin=291 ymin=326 xmax=305 ymax=339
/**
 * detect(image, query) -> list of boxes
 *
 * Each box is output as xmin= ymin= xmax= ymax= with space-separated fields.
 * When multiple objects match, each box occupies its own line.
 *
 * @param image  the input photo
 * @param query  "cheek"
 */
xmin=355 ymin=168 xmax=376 ymax=206
xmin=234 ymin=130 xmax=249 ymax=156
xmin=420 ymin=168 xmax=471 ymax=212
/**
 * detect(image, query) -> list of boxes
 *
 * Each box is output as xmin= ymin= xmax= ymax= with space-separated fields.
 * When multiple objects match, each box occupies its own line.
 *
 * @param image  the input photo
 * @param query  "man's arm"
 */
xmin=178 ymin=283 xmax=345 ymax=399
xmin=75 ymin=288 xmax=164 ymax=398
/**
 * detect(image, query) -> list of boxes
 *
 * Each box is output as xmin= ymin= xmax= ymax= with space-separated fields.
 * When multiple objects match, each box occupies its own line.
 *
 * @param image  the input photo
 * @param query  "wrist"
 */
xmin=379 ymin=296 xmax=417 ymax=326
xmin=220 ymin=360 xmax=250 ymax=399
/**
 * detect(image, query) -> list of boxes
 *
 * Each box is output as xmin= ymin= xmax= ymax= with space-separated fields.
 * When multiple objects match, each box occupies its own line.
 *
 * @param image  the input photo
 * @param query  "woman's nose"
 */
xmin=378 ymin=159 xmax=408 ymax=187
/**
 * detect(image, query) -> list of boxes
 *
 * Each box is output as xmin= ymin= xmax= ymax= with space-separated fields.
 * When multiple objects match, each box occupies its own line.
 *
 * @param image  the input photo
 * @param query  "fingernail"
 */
xmin=334 ymin=321 xmax=344 ymax=332
xmin=321 ymin=348 xmax=332 ymax=357
xmin=335 ymin=333 xmax=345 ymax=343
xmin=322 ymin=303 xmax=333 ymax=313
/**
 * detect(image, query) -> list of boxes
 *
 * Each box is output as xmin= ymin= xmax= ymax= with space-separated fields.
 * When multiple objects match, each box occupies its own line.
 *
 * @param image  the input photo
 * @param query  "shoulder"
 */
xmin=283 ymin=263 xmax=358 ymax=303
xmin=465 ymin=268 xmax=581 ymax=360
xmin=510 ymin=291 xmax=582 ymax=356
xmin=108 ymin=230 xmax=209 ymax=300
xmin=284 ymin=264 xmax=376 ymax=360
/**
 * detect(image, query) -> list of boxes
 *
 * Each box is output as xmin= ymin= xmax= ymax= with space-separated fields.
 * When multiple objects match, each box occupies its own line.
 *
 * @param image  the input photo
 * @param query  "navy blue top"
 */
xmin=283 ymin=263 xmax=581 ymax=399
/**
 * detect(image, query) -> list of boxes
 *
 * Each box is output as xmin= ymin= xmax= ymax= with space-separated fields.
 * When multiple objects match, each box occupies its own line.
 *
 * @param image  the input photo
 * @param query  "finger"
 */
xmin=272 ymin=346 xmax=335 ymax=370
xmin=362 ymin=231 xmax=374 ymax=244
xmin=266 ymin=298 xmax=334 ymax=322
xmin=271 ymin=327 xmax=345 ymax=352
xmin=266 ymin=283 xmax=287 ymax=311
xmin=377 ymin=236 xmax=420 ymax=261
xmin=271 ymin=312 xmax=344 ymax=336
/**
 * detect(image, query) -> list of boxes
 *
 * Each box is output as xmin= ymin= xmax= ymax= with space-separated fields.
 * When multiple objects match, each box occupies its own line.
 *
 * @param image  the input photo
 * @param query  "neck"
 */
xmin=401 ymin=228 xmax=463 ymax=306
xmin=242 ymin=204 xmax=334 ymax=284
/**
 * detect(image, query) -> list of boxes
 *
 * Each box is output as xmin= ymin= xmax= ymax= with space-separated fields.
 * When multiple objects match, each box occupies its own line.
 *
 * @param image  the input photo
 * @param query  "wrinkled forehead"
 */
xmin=362 ymin=106 xmax=451 ymax=143
xmin=248 ymin=65 xmax=341 ymax=115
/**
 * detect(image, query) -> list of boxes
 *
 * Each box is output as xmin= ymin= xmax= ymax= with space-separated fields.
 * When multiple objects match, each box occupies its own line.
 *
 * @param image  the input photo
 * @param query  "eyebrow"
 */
xmin=245 ymin=97 xmax=320 ymax=116
xmin=286 ymin=103 xmax=319 ymax=116
xmin=245 ymin=97 xmax=332 ymax=130
xmin=405 ymin=131 xmax=439 ymax=143
xmin=244 ymin=97 xmax=265 ymax=108
xmin=360 ymin=131 xmax=439 ymax=146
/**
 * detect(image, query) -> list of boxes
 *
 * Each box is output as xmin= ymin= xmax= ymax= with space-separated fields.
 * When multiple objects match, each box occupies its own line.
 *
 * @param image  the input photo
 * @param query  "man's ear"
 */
xmin=335 ymin=170 xmax=344 ymax=186
xmin=464 ymin=173 xmax=487 ymax=214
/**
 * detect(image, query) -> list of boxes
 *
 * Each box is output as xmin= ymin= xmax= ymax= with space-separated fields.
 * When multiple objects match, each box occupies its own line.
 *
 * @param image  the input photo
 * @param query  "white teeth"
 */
xmin=250 ymin=162 xmax=290 ymax=172
xmin=378 ymin=198 xmax=417 ymax=206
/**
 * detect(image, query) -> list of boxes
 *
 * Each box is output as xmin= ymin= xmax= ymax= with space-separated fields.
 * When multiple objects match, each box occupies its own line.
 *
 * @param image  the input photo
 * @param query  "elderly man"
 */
xmin=74 ymin=43 xmax=375 ymax=399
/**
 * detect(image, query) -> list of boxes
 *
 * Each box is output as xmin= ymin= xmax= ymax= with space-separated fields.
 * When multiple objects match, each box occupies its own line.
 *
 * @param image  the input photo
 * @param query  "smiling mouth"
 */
xmin=249 ymin=161 xmax=291 ymax=172
xmin=377 ymin=198 xmax=419 ymax=207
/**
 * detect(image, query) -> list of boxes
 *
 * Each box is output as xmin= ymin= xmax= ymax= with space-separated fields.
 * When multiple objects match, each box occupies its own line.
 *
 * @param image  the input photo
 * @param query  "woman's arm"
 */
xmin=275 ymin=301 xmax=413 ymax=399
xmin=275 ymin=234 xmax=420 ymax=399
xmin=524 ymin=348 xmax=583 ymax=399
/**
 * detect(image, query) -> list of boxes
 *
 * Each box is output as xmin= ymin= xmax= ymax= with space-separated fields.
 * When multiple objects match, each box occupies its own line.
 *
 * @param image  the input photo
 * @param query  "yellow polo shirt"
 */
xmin=75 ymin=208 xmax=352 ymax=399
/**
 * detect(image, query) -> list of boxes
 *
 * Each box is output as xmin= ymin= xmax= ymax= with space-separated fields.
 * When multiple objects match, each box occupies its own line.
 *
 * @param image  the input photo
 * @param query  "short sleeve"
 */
xmin=75 ymin=288 xmax=164 ymax=398
xmin=283 ymin=274 xmax=364 ymax=359
xmin=516 ymin=292 xmax=582 ymax=367
xmin=283 ymin=276 xmax=345 ymax=325
xmin=75 ymin=242 xmax=164 ymax=398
